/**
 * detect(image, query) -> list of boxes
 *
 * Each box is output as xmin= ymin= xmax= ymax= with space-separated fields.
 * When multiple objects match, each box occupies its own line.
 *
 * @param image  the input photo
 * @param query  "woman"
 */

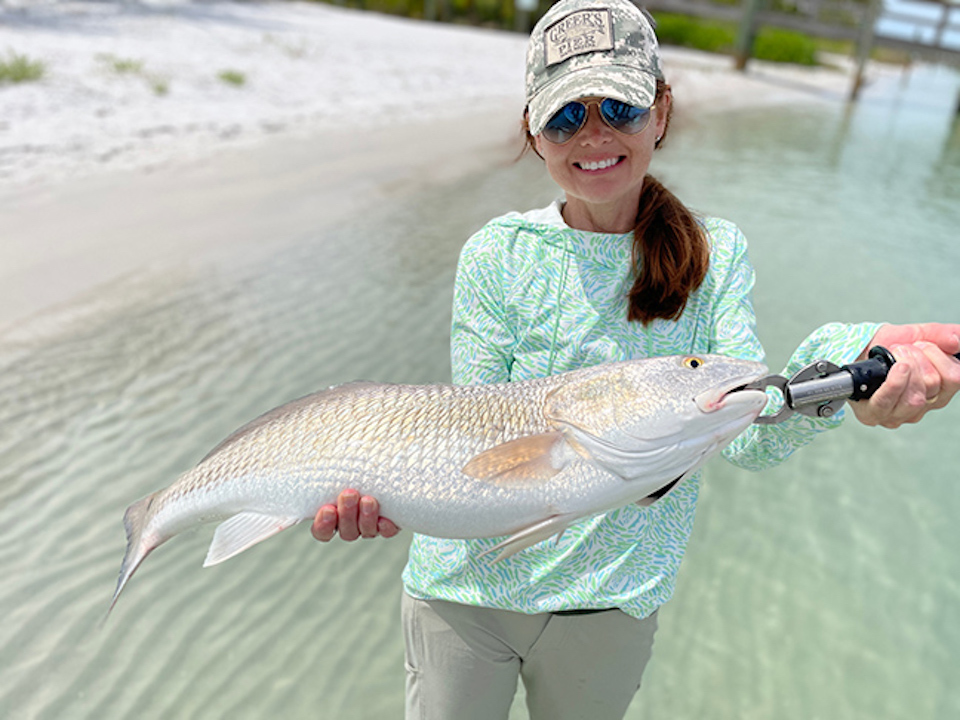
xmin=313 ymin=1 xmax=960 ymax=717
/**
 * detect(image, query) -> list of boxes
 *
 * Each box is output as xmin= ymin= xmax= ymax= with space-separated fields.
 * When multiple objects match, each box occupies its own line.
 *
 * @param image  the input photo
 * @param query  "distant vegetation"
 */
xmin=0 ymin=52 xmax=45 ymax=84
xmin=308 ymin=0 xmax=529 ymax=30
xmin=653 ymin=13 xmax=818 ymax=66
xmin=307 ymin=0 xmax=905 ymax=68
xmin=653 ymin=13 xmax=734 ymax=55
xmin=753 ymin=27 xmax=819 ymax=66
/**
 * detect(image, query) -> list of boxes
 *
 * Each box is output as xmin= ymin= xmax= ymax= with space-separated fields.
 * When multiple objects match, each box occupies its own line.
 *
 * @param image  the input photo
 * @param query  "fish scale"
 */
xmin=109 ymin=354 xmax=767 ymax=614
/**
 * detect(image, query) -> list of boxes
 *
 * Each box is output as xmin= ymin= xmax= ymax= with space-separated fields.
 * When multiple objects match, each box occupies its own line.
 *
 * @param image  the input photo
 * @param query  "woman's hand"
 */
xmin=850 ymin=323 xmax=960 ymax=428
xmin=311 ymin=489 xmax=400 ymax=542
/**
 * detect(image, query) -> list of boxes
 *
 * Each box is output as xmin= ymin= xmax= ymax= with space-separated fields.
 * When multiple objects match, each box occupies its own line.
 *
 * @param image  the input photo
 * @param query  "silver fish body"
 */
xmin=111 ymin=354 xmax=767 ymax=611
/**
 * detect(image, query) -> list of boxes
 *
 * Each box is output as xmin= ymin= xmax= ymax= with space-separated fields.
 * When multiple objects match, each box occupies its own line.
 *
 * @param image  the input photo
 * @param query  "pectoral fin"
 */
xmin=204 ymin=512 xmax=302 ymax=567
xmin=477 ymin=513 xmax=580 ymax=562
xmin=461 ymin=432 xmax=573 ymax=486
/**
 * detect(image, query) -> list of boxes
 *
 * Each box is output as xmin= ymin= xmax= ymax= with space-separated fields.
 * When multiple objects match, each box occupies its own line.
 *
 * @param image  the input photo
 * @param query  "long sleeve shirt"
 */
xmin=401 ymin=200 xmax=879 ymax=619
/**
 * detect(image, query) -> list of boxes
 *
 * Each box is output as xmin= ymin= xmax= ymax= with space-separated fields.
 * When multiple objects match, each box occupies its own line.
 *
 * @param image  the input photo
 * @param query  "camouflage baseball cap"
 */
xmin=525 ymin=0 xmax=664 ymax=136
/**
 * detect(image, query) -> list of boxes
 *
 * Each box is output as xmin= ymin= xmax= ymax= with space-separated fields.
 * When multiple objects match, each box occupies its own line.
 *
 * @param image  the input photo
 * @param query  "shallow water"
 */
xmin=634 ymin=64 xmax=960 ymax=720
xmin=0 ymin=64 xmax=958 ymax=719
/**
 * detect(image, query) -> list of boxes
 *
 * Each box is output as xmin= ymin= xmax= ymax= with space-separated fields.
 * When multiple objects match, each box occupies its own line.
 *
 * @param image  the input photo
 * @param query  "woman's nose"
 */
xmin=578 ymin=106 xmax=612 ymax=144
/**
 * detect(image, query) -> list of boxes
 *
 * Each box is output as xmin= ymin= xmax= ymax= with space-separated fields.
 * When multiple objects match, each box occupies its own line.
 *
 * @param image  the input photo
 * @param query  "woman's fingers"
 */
xmin=311 ymin=489 xmax=400 ymax=541
xmin=851 ymin=342 xmax=960 ymax=428
xmin=311 ymin=504 xmax=339 ymax=542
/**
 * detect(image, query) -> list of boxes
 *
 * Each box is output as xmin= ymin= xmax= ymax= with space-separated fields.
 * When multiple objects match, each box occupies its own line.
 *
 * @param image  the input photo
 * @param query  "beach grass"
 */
xmin=0 ymin=52 xmax=45 ymax=84
xmin=263 ymin=33 xmax=309 ymax=58
xmin=149 ymin=77 xmax=170 ymax=96
xmin=217 ymin=70 xmax=246 ymax=87
xmin=96 ymin=53 xmax=169 ymax=95
xmin=98 ymin=54 xmax=145 ymax=74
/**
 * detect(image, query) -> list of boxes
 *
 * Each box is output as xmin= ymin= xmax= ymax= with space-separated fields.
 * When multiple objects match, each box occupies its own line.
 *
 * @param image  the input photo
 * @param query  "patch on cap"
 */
xmin=525 ymin=0 xmax=664 ymax=136
xmin=544 ymin=9 xmax=614 ymax=67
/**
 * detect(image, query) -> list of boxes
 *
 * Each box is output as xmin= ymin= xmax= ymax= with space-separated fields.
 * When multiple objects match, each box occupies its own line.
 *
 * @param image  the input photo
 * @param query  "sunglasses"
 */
xmin=541 ymin=98 xmax=653 ymax=145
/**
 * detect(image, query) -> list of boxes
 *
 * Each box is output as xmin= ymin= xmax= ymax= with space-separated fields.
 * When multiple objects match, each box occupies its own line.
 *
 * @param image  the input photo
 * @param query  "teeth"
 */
xmin=579 ymin=157 xmax=619 ymax=171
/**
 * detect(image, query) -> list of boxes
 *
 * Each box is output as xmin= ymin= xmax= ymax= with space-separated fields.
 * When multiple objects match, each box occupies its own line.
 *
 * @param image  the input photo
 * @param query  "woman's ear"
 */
xmin=522 ymin=110 xmax=544 ymax=160
xmin=532 ymin=132 xmax=545 ymax=158
xmin=654 ymin=86 xmax=673 ymax=147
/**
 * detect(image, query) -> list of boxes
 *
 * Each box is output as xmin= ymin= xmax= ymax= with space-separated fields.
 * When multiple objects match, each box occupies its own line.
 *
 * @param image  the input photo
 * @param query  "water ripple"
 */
xmin=2 ymin=96 xmax=959 ymax=719
xmin=0 ymin=158 xmax=548 ymax=719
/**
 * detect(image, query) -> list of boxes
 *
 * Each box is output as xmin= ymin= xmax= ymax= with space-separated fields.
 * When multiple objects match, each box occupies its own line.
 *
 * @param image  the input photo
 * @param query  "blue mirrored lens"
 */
xmin=600 ymin=99 xmax=650 ymax=132
xmin=543 ymin=102 xmax=587 ymax=144
xmin=541 ymin=99 xmax=651 ymax=143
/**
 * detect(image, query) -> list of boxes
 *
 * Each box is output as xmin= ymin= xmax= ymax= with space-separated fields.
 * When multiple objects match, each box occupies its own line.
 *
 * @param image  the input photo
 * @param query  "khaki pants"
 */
xmin=402 ymin=592 xmax=658 ymax=720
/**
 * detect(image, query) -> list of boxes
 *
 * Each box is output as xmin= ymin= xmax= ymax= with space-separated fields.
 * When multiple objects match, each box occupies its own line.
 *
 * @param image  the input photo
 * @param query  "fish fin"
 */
xmin=635 ymin=476 xmax=684 ymax=507
xmin=478 ymin=513 xmax=580 ymax=563
xmin=203 ymin=512 xmax=302 ymax=567
xmin=461 ymin=432 xmax=570 ymax=486
xmin=107 ymin=493 xmax=159 ymax=618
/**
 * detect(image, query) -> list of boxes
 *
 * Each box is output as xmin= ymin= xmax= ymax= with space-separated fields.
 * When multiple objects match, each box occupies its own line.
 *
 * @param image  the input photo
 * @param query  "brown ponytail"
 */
xmin=628 ymin=174 xmax=709 ymax=324
xmin=627 ymin=80 xmax=708 ymax=325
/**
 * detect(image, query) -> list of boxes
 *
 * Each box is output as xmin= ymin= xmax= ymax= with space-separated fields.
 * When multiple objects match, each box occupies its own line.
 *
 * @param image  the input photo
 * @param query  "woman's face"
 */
xmin=534 ymin=91 xmax=671 ymax=232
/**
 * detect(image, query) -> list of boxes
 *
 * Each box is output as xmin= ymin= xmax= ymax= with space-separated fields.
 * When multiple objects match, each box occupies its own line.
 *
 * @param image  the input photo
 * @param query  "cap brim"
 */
xmin=527 ymin=64 xmax=658 ymax=137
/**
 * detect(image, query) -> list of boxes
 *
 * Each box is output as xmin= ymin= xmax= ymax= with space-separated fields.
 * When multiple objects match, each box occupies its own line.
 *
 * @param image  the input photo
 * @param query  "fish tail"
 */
xmin=106 ymin=494 xmax=158 ymax=618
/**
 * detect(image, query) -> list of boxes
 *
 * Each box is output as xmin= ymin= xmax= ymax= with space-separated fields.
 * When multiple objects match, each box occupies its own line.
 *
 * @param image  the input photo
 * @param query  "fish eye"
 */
xmin=683 ymin=356 xmax=704 ymax=369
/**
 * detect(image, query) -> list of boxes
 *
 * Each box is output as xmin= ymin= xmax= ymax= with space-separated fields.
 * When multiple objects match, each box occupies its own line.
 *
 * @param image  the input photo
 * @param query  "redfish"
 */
xmin=111 ymin=354 xmax=767 ymax=611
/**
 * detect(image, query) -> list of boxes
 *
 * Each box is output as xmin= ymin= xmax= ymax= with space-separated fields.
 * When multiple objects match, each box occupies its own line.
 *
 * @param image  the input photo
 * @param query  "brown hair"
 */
xmin=627 ymin=173 xmax=708 ymax=324
xmin=522 ymin=80 xmax=709 ymax=325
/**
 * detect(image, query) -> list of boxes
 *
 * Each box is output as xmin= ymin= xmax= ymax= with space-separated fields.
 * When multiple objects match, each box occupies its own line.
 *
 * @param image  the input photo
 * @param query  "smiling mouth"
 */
xmin=575 ymin=157 xmax=624 ymax=172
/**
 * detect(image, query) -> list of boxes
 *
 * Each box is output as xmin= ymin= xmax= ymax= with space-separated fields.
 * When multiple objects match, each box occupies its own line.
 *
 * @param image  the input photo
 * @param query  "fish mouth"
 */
xmin=694 ymin=371 xmax=769 ymax=415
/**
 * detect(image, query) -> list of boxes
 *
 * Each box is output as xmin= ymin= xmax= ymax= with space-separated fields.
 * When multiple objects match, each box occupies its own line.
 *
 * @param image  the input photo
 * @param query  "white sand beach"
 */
xmin=0 ymin=0 xmax=890 ymax=334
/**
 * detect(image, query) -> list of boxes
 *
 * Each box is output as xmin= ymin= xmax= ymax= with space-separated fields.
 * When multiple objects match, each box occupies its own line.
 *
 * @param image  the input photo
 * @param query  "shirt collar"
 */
xmin=523 ymin=198 xmax=633 ymax=269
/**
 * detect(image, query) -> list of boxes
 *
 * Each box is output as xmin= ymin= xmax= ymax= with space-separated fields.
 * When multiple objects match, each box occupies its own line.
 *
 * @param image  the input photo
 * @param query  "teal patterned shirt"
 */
xmin=401 ymin=200 xmax=880 ymax=619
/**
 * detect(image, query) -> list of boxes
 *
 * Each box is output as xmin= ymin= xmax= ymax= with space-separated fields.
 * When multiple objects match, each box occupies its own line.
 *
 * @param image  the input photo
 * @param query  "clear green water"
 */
xmin=0 ymin=64 xmax=957 ymax=719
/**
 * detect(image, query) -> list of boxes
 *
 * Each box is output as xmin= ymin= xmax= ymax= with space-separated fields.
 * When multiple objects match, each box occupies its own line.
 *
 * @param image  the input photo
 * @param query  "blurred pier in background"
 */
xmin=327 ymin=0 xmax=960 ymax=106
xmin=641 ymin=0 xmax=960 ymax=101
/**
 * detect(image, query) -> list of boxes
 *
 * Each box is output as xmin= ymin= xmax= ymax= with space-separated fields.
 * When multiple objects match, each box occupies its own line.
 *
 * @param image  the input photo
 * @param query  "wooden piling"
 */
xmin=734 ymin=0 xmax=766 ymax=71
xmin=850 ymin=0 xmax=882 ymax=101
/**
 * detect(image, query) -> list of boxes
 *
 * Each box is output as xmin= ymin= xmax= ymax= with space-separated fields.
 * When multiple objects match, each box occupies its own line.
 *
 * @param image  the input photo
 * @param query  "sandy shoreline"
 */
xmin=0 ymin=0 xmax=892 ymax=335
xmin=0 ymin=102 xmax=526 ymax=337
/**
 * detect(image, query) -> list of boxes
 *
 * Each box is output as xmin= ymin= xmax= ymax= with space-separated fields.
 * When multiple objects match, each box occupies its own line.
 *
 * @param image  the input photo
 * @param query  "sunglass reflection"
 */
xmin=542 ymin=98 xmax=652 ymax=145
